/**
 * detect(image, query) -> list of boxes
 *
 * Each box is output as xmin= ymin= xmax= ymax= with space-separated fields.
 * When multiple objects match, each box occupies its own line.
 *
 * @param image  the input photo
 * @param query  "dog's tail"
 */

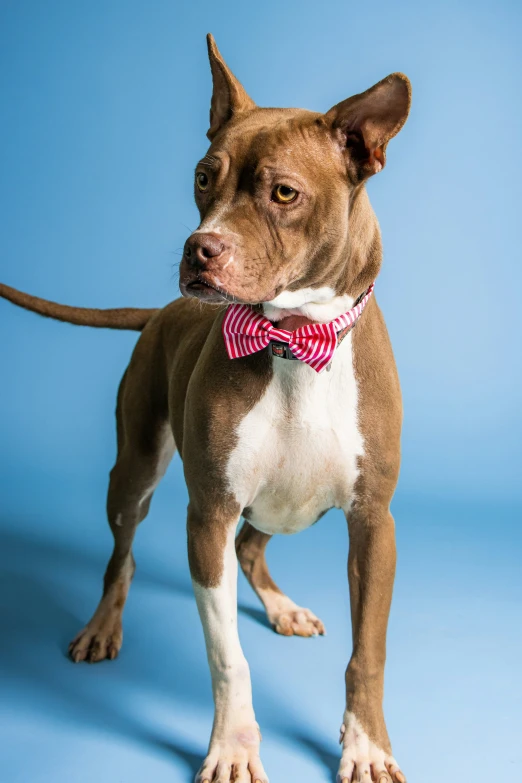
xmin=0 ymin=282 xmax=158 ymax=331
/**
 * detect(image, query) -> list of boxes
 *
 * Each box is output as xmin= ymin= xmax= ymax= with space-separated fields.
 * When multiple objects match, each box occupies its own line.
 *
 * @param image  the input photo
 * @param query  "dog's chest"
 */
xmin=225 ymin=336 xmax=364 ymax=534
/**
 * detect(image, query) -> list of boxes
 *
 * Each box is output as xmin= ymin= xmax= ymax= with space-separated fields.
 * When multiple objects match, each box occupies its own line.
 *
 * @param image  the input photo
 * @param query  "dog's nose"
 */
xmin=184 ymin=233 xmax=225 ymax=269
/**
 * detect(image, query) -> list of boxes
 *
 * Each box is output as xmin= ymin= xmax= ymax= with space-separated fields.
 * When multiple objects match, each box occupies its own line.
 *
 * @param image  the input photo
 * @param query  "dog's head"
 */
xmin=180 ymin=35 xmax=411 ymax=321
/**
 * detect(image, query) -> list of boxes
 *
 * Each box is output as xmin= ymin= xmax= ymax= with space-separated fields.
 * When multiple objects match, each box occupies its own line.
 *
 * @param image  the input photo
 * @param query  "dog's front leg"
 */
xmin=338 ymin=506 xmax=406 ymax=783
xmin=188 ymin=505 xmax=268 ymax=783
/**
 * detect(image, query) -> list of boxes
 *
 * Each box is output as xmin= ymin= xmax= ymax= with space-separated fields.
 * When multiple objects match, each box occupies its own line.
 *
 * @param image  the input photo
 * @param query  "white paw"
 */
xmin=337 ymin=712 xmax=406 ymax=783
xmin=195 ymin=725 xmax=268 ymax=783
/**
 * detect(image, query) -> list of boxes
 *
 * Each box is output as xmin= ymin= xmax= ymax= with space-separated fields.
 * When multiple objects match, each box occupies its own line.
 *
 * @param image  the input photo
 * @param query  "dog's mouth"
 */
xmin=187 ymin=279 xmax=219 ymax=294
xmin=183 ymin=275 xmax=237 ymax=304
xmin=181 ymin=268 xmax=280 ymax=307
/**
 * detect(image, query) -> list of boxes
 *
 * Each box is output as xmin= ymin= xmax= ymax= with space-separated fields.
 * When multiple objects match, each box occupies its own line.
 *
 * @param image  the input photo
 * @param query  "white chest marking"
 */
xmin=263 ymin=286 xmax=357 ymax=323
xmin=225 ymin=333 xmax=364 ymax=535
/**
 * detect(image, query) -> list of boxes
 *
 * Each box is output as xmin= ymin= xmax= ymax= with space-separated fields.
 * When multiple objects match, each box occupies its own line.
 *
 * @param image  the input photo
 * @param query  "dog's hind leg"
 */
xmin=69 ymin=423 xmax=175 ymax=663
xmin=69 ymin=334 xmax=175 ymax=663
xmin=236 ymin=522 xmax=325 ymax=637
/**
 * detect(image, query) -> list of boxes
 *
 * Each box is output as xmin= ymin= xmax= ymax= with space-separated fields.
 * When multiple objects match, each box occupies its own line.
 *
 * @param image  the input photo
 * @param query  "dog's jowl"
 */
xmin=1 ymin=34 xmax=411 ymax=783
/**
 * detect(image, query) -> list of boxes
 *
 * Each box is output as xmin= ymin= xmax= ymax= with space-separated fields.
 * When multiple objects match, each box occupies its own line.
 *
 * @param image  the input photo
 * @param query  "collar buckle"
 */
xmin=269 ymin=341 xmax=297 ymax=360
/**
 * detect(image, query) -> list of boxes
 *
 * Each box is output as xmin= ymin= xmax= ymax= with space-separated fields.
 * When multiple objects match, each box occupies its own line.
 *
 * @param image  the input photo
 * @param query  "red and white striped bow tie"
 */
xmin=222 ymin=283 xmax=374 ymax=374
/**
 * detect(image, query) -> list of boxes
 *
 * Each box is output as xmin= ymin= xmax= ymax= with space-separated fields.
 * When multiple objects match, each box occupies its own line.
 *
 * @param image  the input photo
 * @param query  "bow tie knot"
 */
xmin=222 ymin=284 xmax=374 ymax=373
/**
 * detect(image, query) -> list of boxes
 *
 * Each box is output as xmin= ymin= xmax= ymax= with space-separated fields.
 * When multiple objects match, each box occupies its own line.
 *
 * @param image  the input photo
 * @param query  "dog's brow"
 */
xmin=255 ymin=161 xmax=309 ymax=188
xmin=198 ymin=154 xmax=219 ymax=169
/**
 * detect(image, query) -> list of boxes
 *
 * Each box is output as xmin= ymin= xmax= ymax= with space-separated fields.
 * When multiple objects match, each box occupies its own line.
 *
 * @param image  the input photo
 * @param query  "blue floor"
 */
xmin=1 ymin=462 xmax=521 ymax=782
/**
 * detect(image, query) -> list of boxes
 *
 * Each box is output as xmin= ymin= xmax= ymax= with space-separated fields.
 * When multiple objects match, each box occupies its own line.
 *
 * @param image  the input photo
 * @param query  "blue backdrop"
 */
xmin=1 ymin=2 xmax=521 ymax=782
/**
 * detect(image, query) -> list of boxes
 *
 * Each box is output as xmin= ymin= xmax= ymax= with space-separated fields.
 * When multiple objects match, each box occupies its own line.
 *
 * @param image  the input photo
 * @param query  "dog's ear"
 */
xmin=325 ymin=74 xmax=411 ymax=181
xmin=206 ymin=34 xmax=256 ymax=141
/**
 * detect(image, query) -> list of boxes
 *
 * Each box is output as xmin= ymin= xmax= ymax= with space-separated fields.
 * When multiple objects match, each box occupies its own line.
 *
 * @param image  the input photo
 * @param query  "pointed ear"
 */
xmin=206 ymin=34 xmax=256 ymax=141
xmin=325 ymin=73 xmax=411 ymax=181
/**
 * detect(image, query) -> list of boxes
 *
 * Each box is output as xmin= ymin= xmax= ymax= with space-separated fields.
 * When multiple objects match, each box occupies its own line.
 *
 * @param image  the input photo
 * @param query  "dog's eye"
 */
xmin=272 ymin=184 xmax=298 ymax=204
xmin=196 ymin=172 xmax=210 ymax=192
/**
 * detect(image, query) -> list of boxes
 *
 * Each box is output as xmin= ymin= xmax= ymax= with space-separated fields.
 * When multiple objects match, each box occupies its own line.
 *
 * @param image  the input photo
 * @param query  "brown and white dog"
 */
xmin=0 ymin=35 xmax=411 ymax=783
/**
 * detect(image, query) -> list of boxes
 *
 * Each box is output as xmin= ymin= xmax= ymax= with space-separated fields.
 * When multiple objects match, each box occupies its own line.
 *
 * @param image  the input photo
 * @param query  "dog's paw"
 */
xmin=68 ymin=619 xmax=123 ymax=663
xmin=195 ymin=725 xmax=268 ymax=783
xmin=338 ymin=713 xmax=405 ymax=783
xmin=269 ymin=606 xmax=325 ymax=637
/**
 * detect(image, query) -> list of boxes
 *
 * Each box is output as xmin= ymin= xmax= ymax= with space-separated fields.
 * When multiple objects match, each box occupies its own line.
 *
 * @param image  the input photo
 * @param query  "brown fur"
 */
xmin=236 ymin=523 xmax=326 ymax=637
xmin=0 ymin=282 xmax=155 ymax=330
xmin=2 ymin=34 xmax=411 ymax=783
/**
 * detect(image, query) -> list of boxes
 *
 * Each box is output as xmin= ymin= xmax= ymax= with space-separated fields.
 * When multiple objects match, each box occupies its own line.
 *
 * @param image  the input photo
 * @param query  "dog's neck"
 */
xmin=263 ymin=288 xmax=356 ymax=327
xmin=263 ymin=188 xmax=382 ymax=329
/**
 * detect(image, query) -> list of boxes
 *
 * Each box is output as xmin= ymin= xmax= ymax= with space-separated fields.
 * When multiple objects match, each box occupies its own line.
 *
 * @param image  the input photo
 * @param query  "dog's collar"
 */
xmin=222 ymin=284 xmax=374 ymax=373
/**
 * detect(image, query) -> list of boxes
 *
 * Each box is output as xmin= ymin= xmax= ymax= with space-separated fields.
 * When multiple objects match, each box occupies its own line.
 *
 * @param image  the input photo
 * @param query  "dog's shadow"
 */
xmin=238 ymin=603 xmax=273 ymax=630
xmin=287 ymin=732 xmax=340 ymax=782
xmin=0 ymin=518 xmax=339 ymax=782
xmin=0 ymin=521 xmax=207 ymax=781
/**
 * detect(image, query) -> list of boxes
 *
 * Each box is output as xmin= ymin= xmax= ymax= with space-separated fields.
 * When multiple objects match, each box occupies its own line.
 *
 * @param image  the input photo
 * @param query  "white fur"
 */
xmin=192 ymin=525 xmax=256 ymax=729
xmin=339 ymin=711 xmax=399 ymax=780
xmin=225 ymin=329 xmax=364 ymax=535
xmin=192 ymin=526 xmax=266 ymax=781
xmin=264 ymin=286 xmax=355 ymax=323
